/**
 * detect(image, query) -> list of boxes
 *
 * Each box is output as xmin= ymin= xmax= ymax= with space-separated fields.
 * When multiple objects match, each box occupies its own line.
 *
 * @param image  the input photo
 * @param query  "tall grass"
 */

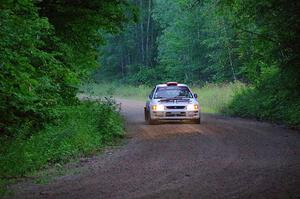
xmin=192 ymin=82 xmax=245 ymax=113
xmin=81 ymin=82 xmax=245 ymax=113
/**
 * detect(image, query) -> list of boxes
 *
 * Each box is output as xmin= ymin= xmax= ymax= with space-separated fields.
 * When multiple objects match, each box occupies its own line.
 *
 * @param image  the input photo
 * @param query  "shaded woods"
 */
xmin=96 ymin=0 xmax=300 ymax=126
xmin=0 ymin=0 xmax=135 ymax=136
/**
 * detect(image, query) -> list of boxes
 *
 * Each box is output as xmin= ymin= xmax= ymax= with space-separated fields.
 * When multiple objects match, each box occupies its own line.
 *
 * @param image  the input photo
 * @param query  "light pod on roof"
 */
xmin=166 ymin=82 xmax=178 ymax=86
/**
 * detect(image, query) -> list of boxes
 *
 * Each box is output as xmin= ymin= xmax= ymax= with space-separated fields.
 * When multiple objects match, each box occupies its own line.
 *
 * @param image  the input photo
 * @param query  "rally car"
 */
xmin=144 ymin=82 xmax=201 ymax=124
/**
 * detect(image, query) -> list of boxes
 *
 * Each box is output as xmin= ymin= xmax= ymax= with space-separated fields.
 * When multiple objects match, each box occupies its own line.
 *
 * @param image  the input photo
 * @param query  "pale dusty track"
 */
xmin=9 ymin=99 xmax=300 ymax=199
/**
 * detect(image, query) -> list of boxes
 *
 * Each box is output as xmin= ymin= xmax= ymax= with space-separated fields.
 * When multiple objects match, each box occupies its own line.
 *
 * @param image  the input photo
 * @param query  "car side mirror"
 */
xmin=194 ymin=93 xmax=198 ymax=98
xmin=148 ymin=94 xmax=152 ymax=99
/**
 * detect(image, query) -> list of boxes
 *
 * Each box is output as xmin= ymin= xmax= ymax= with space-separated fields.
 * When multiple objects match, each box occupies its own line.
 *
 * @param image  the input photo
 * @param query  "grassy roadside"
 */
xmin=192 ymin=83 xmax=244 ymax=113
xmin=0 ymin=100 xmax=124 ymax=197
xmin=80 ymin=82 xmax=245 ymax=113
xmin=81 ymin=82 xmax=299 ymax=127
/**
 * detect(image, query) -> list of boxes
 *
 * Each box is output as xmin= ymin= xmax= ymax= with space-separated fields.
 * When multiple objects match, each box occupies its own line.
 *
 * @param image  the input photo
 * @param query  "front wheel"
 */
xmin=192 ymin=117 xmax=201 ymax=124
xmin=144 ymin=108 xmax=148 ymax=121
xmin=145 ymin=110 xmax=157 ymax=125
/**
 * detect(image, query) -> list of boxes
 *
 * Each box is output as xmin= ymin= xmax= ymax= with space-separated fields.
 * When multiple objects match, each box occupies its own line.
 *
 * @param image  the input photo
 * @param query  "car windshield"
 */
xmin=154 ymin=86 xmax=193 ymax=99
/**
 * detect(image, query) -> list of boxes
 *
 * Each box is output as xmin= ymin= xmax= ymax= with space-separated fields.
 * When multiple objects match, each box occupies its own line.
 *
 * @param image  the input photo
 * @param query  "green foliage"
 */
xmin=227 ymin=70 xmax=300 ymax=127
xmin=125 ymin=65 xmax=165 ymax=85
xmin=98 ymin=0 xmax=244 ymax=83
xmin=219 ymin=0 xmax=300 ymax=126
xmin=0 ymin=1 xmax=69 ymax=135
xmin=94 ymin=0 xmax=159 ymax=83
xmin=0 ymin=101 xmax=124 ymax=178
xmin=0 ymin=0 xmax=134 ymax=195
xmin=0 ymin=0 xmax=135 ymax=136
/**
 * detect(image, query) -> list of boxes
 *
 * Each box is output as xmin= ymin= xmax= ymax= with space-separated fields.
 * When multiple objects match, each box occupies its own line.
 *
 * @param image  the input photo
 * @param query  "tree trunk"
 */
xmin=222 ymin=18 xmax=237 ymax=81
xmin=140 ymin=0 xmax=145 ymax=64
xmin=121 ymin=54 xmax=124 ymax=78
xmin=146 ymin=0 xmax=152 ymax=67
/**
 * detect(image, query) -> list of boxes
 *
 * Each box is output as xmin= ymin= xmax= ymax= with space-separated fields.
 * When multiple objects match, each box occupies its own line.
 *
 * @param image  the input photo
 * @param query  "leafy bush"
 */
xmin=0 ymin=2 xmax=76 ymax=136
xmin=226 ymin=70 xmax=300 ymax=127
xmin=0 ymin=101 xmax=124 ymax=178
xmin=0 ymin=1 xmax=134 ymax=137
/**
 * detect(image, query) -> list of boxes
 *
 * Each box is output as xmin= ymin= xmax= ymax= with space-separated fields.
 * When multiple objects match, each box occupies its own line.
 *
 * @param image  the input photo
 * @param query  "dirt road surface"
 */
xmin=9 ymin=99 xmax=300 ymax=199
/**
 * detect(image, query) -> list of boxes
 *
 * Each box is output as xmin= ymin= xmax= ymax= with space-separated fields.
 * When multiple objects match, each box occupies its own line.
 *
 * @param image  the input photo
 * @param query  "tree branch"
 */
xmin=235 ymin=26 xmax=279 ymax=44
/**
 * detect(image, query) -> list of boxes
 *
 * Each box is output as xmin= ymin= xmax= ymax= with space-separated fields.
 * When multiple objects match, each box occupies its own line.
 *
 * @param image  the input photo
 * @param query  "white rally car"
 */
xmin=144 ymin=82 xmax=201 ymax=124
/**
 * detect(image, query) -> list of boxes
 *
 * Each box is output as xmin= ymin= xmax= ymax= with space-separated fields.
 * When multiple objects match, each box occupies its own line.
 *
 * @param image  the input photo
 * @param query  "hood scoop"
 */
xmin=159 ymin=98 xmax=191 ymax=103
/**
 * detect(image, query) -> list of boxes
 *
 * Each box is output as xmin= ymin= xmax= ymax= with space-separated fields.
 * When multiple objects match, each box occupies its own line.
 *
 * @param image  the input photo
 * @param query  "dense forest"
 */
xmin=97 ymin=0 xmax=300 ymax=126
xmin=97 ymin=0 xmax=300 ymax=85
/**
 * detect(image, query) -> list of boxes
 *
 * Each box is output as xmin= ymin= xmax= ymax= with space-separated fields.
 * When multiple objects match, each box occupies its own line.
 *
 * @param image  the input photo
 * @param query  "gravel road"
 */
xmin=9 ymin=99 xmax=300 ymax=199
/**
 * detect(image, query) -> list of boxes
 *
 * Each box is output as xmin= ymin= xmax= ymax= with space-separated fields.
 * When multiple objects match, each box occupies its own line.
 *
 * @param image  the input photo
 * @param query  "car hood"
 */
xmin=151 ymin=98 xmax=198 ymax=105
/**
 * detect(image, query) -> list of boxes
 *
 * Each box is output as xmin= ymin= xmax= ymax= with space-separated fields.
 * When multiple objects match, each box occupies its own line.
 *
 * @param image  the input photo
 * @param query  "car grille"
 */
xmin=166 ymin=112 xmax=186 ymax=117
xmin=165 ymin=106 xmax=185 ymax=110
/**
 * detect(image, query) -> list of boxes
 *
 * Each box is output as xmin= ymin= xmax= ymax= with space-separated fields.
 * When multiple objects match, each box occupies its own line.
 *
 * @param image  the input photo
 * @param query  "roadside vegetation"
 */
xmin=0 ymin=1 xmax=134 ymax=196
xmin=0 ymin=101 xmax=123 ymax=177
xmin=227 ymin=73 xmax=300 ymax=127
xmin=82 ymin=81 xmax=300 ymax=127
xmin=0 ymin=101 xmax=124 ymax=196
xmin=193 ymin=83 xmax=244 ymax=113
xmin=81 ymin=82 xmax=244 ymax=113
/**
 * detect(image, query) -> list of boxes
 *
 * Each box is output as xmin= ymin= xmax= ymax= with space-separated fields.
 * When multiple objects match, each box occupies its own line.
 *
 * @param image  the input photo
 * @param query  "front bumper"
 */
xmin=150 ymin=110 xmax=200 ymax=120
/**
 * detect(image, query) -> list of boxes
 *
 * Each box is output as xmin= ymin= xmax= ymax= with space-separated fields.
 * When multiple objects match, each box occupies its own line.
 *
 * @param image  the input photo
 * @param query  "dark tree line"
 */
xmin=97 ymin=0 xmax=299 ymax=85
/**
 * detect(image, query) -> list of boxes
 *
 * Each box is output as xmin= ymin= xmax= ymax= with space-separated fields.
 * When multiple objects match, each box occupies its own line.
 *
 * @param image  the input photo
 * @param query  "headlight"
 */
xmin=187 ymin=104 xmax=198 ymax=110
xmin=152 ymin=104 xmax=164 ymax=111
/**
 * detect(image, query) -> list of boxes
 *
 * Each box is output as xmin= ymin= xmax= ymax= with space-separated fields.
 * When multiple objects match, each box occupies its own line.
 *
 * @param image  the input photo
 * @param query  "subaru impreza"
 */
xmin=144 ymin=82 xmax=201 ymax=124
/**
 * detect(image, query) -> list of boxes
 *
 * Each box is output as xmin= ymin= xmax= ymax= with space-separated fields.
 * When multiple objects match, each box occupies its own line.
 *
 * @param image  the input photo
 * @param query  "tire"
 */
xmin=192 ymin=117 xmax=201 ymax=124
xmin=144 ymin=109 xmax=148 ymax=121
xmin=145 ymin=111 xmax=157 ymax=125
